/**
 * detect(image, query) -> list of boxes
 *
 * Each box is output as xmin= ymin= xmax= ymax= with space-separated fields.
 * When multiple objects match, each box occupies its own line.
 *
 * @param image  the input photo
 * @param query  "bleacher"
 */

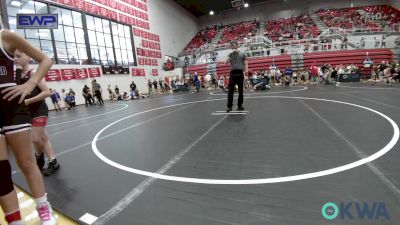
xmin=264 ymin=15 xmax=320 ymax=42
xmin=216 ymin=55 xmax=292 ymax=75
xmin=303 ymin=48 xmax=393 ymax=68
xmin=218 ymin=21 xmax=258 ymax=45
xmin=187 ymin=49 xmax=393 ymax=76
xmin=183 ymin=28 xmax=217 ymax=54
xmin=316 ymin=5 xmax=400 ymax=32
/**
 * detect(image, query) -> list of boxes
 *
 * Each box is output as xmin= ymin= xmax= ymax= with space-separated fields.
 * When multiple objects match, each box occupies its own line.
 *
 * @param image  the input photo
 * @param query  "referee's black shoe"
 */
xmin=237 ymin=106 xmax=245 ymax=111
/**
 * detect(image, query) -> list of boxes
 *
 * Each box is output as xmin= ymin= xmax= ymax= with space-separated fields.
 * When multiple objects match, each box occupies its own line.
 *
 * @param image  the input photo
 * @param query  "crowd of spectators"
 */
xmin=183 ymin=27 xmax=218 ymax=53
xmin=264 ymin=15 xmax=320 ymax=42
xmin=316 ymin=5 xmax=400 ymax=31
xmin=218 ymin=20 xmax=259 ymax=44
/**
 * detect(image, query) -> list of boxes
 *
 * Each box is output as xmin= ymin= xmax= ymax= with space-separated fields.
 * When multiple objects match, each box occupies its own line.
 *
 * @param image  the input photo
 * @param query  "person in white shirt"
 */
xmin=205 ymin=73 xmax=212 ymax=89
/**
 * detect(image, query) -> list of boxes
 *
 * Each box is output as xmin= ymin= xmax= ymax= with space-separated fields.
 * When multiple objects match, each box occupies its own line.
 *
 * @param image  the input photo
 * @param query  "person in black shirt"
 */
xmin=148 ymin=80 xmax=153 ymax=95
xmin=130 ymin=81 xmax=137 ymax=92
xmin=115 ymin=85 xmax=120 ymax=95
xmin=82 ymin=85 xmax=93 ymax=106
xmin=153 ymin=80 xmax=158 ymax=93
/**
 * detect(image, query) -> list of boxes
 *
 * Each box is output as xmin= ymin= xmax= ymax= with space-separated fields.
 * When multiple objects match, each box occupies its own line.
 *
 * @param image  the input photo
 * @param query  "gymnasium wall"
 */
xmin=199 ymin=0 xmax=389 ymax=29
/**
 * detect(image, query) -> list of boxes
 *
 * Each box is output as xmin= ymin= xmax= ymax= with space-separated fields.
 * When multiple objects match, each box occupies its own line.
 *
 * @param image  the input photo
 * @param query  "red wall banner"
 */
xmin=75 ymin=68 xmax=89 ymax=79
xmin=60 ymin=69 xmax=76 ymax=81
xmin=141 ymin=69 xmax=145 ymax=76
xmin=152 ymin=69 xmax=158 ymax=76
xmin=45 ymin=69 xmax=62 ymax=82
xmin=132 ymin=68 xmax=139 ymax=76
xmin=88 ymin=68 xmax=102 ymax=78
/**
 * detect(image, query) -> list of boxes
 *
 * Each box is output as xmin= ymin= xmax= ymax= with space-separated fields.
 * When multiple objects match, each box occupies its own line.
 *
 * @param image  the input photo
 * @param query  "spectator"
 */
xmin=310 ymin=63 xmax=319 ymax=84
xmin=60 ymin=89 xmax=67 ymax=109
xmin=205 ymin=73 xmax=212 ymax=89
xmin=212 ymin=74 xmax=218 ymax=90
xmin=115 ymin=85 xmax=120 ymax=95
xmin=148 ymin=79 xmax=153 ymax=95
xmin=82 ymin=85 xmax=94 ymax=106
xmin=395 ymin=36 xmax=400 ymax=49
xmin=69 ymin=88 xmax=76 ymax=96
xmin=361 ymin=37 xmax=366 ymax=48
xmin=153 ymin=79 xmax=158 ymax=93
xmin=193 ymin=74 xmax=201 ymax=93
xmin=218 ymin=77 xmax=225 ymax=91
xmin=159 ymin=79 xmax=165 ymax=93
xmin=304 ymin=41 xmax=310 ymax=53
xmin=92 ymin=79 xmax=104 ymax=105
xmin=49 ymin=89 xmax=62 ymax=111
xmin=381 ymin=34 xmax=386 ymax=48
xmin=64 ymin=93 xmax=76 ymax=110
xmin=122 ymin=92 xmax=130 ymax=101
xmin=164 ymin=76 xmax=171 ymax=93
xmin=184 ymin=56 xmax=189 ymax=66
xmin=375 ymin=36 xmax=380 ymax=48
xmin=130 ymin=81 xmax=137 ymax=93
xmin=342 ymin=35 xmax=348 ymax=50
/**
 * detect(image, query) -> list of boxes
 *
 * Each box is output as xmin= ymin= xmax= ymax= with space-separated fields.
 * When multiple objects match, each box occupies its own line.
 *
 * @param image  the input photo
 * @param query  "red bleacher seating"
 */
xmin=187 ymin=64 xmax=208 ymax=75
xmin=316 ymin=5 xmax=400 ymax=31
xmin=216 ymin=55 xmax=292 ymax=76
xmin=303 ymin=49 xmax=393 ymax=69
xmin=183 ymin=28 xmax=217 ymax=53
xmin=218 ymin=21 xmax=258 ymax=45
xmin=264 ymin=15 xmax=319 ymax=42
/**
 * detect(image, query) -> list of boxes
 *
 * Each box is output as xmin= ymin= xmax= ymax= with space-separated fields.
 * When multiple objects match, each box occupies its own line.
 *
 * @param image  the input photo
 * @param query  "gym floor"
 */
xmin=8 ymin=83 xmax=400 ymax=225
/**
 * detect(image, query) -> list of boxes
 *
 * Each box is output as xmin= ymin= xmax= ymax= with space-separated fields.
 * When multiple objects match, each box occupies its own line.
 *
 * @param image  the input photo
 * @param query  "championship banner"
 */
xmin=85 ymin=2 xmax=100 ymax=16
xmin=137 ymin=48 xmax=143 ymax=56
xmin=60 ymin=68 xmax=76 ymax=80
xmin=132 ymin=68 xmax=140 ymax=76
xmin=45 ymin=69 xmax=61 ymax=82
xmin=117 ymin=2 xmax=127 ymax=13
xmin=133 ymin=28 xmax=140 ymax=36
xmin=128 ymin=6 xmax=135 ymax=16
xmin=145 ymin=58 xmax=151 ymax=65
xmin=57 ymin=0 xmax=75 ymax=8
xmin=94 ymin=0 xmax=108 ymax=5
xmin=138 ymin=58 xmax=145 ymax=65
xmin=129 ymin=17 xmax=136 ymax=26
xmin=99 ymin=7 xmax=109 ymax=18
xmin=88 ymin=68 xmax=101 ymax=78
xmin=119 ymin=14 xmax=128 ymax=24
xmin=139 ymin=69 xmax=145 ymax=76
xmin=108 ymin=10 xmax=118 ymax=20
xmin=108 ymin=0 xmax=118 ymax=9
xmin=75 ymin=68 xmax=89 ymax=79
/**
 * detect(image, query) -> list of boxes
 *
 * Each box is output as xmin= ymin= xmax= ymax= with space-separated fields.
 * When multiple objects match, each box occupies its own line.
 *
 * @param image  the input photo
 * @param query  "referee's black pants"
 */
xmin=227 ymin=70 xmax=244 ymax=108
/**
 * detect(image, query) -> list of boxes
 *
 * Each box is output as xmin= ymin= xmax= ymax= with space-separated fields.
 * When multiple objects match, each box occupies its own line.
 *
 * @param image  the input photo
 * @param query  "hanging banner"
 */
xmin=75 ymin=68 xmax=89 ymax=79
xmin=88 ymin=67 xmax=102 ymax=78
xmin=45 ymin=69 xmax=61 ymax=82
xmin=60 ymin=68 xmax=76 ymax=80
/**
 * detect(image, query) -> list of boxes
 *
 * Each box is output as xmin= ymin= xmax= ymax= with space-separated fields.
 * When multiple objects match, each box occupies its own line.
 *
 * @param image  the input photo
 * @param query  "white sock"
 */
xmin=34 ymin=194 xmax=48 ymax=205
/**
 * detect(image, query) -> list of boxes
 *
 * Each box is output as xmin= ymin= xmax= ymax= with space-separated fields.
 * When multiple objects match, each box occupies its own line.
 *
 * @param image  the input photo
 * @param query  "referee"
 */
xmin=226 ymin=41 xmax=248 ymax=112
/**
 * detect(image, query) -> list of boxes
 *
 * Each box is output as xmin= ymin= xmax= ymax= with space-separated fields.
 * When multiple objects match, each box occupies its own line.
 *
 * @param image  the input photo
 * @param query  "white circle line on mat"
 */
xmin=91 ymin=96 xmax=399 ymax=185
